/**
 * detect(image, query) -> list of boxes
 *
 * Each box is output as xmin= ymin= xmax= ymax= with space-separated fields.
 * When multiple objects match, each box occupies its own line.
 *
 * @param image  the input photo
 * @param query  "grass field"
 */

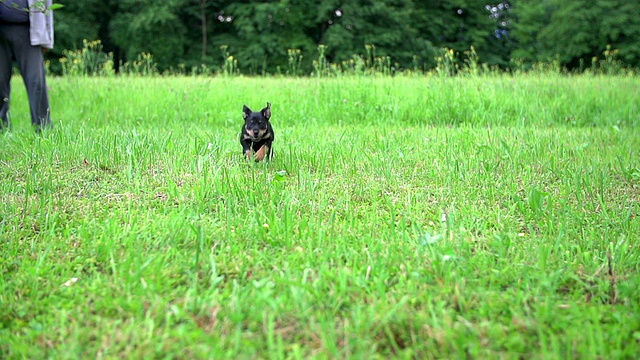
xmin=1 ymin=74 xmax=639 ymax=359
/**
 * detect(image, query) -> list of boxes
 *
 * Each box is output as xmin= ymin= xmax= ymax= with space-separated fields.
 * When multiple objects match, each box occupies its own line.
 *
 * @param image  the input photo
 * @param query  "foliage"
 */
xmin=59 ymin=39 xmax=114 ymax=76
xmin=510 ymin=0 xmax=640 ymax=69
xmin=119 ymin=53 xmax=158 ymax=76
xmin=109 ymin=0 xmax=189 ymax=72
xmin=52 ymin=38 xmax=638 ymax=78
xmin=43 ymin=0 xmax=640 ymax=74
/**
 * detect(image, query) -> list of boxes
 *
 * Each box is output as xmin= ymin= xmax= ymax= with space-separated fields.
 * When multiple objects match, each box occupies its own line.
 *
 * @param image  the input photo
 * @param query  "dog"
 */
xmin=240 ymin=102 xmax=274 ymax=162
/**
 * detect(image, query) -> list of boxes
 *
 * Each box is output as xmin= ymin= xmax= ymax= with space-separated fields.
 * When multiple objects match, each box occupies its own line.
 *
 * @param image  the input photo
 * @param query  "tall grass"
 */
xmin=55 ymin=40 xmax=638 ymax=77
xmin=1 ymin=75 xmax=639 ymax=358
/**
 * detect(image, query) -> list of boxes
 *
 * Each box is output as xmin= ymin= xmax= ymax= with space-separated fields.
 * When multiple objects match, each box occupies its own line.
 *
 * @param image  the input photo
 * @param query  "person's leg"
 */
xmin=11 ymin=24 xmax=51 ymax=130
xmin=0 ymin=27 xmax=14 ymax=130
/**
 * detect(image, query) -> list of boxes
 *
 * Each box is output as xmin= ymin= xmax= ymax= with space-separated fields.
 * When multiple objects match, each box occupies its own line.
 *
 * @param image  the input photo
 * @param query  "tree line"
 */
xmin=49 ymin=0 xmax=640 ymax=75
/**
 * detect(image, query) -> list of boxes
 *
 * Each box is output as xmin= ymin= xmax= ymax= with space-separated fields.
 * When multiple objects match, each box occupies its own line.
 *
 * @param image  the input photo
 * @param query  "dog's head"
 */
xmin=242 ymin=102 xmax=271 ymax=141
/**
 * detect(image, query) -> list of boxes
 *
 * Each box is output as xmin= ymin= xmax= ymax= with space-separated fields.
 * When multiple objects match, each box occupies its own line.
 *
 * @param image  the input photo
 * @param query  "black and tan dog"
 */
xmin=240 ymin=102 xmax=274 ymax=162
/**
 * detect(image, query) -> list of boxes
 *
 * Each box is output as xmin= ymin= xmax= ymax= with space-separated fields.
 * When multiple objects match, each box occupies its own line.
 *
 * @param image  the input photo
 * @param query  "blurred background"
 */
xmin=48 ymin=0 xmax=640 ymax=75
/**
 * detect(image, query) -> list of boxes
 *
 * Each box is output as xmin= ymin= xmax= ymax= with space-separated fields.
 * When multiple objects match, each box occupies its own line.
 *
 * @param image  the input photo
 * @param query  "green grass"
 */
xmin=1 ymin=74 xmax=639 ymax=359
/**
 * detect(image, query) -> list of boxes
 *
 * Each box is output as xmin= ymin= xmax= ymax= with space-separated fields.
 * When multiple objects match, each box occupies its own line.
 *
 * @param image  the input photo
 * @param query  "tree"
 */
xmin=509 ymin=0 xmax=550 ymax=63
xmin=413 ymin=0 xmax=511 ymax=68
xmin=597 ymin=0 xmax=640 ymax=67
xmin=317 ymin=0 xmax=434 ymax=70
xmin=110 ymin=0 xmax=190 ymax=71
xmin=214 ymin=1 xmax=317 ymax=74
xmin=513 ymin=0 xmax=640 ymax=68
xmin=177 ymin=0 xmax=232 ymax=69
xmin=45 ymin=0 xmax=640 ymax=74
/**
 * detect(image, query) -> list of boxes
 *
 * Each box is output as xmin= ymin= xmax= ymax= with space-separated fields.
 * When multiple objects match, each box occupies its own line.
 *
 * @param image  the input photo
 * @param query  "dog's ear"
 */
xmin=242 ymin=105 xmax=252 ymax=120
xmin=261 ymin=102 xmax=271 ymax=120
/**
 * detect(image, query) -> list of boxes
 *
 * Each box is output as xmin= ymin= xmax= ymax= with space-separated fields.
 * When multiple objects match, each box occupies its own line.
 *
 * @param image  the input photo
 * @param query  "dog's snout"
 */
xmin=252 ymin=130 xmax=260 ymax=137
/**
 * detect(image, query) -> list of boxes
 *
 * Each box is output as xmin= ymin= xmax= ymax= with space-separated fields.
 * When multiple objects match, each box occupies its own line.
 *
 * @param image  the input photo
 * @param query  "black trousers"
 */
xmin=0 ymin=22 xmax=51 ymax=130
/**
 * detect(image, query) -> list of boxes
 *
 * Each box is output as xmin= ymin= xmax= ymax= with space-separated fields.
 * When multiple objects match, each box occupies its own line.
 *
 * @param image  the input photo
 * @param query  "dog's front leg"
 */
xmin=240 ymin=138 xmax=253 ymax=161
xmin=264 ymin=140 xmax=273 ymax=160
xmin=254 ymin=143 xmax=270 ymax=162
